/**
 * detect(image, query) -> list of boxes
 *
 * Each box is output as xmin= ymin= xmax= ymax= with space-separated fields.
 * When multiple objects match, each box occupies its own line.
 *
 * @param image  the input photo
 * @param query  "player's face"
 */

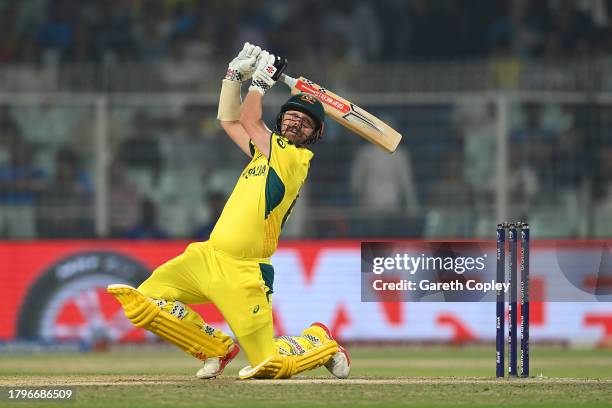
xmin=281 ymin=110 xmax=316 ymax=144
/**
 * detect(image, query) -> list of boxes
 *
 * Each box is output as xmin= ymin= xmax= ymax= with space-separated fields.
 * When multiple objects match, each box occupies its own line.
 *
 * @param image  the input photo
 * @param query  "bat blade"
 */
xmin=280 ymin=74 xmax=402 ymax=152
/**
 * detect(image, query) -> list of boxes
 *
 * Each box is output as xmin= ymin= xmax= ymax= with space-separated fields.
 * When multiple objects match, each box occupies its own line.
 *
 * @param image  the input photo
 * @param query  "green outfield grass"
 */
xmin=1 ymin=346 xmax=611 ymax=408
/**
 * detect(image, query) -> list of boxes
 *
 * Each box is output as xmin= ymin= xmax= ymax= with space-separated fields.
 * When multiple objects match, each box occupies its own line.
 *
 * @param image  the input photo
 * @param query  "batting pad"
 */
xmin=107 ymin=284 xmax=230 ymax=360
xmin=238 ymin=340 xmax=338 ymax=379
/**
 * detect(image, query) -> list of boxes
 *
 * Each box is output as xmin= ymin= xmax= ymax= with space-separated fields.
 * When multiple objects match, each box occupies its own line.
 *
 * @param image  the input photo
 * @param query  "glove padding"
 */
xmin=225 ymin=42 xmax=262 ymax=82
xmin=249 ymin=51 xmax=288 ymax=95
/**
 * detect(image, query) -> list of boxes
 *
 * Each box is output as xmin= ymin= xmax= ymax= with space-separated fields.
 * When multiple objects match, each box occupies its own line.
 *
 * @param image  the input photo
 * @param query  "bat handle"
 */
xmin=279 ymin=74 xmax=297 ymax=89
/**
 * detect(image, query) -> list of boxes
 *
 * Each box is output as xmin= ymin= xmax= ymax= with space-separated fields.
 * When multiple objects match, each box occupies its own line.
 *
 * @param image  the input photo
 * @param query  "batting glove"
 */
xmin=249 ymin=51 xmax=288 ymax=95
xmin=224 ymin=42 xmax=262 ymax=82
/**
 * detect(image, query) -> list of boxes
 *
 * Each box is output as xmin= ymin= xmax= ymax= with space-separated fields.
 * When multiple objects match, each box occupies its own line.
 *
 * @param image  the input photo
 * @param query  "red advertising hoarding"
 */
xmin=1 ymin=240 xmax=611 ymax=347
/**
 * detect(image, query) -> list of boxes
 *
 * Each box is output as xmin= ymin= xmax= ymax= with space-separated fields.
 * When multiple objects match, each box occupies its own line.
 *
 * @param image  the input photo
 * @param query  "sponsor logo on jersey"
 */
xmin=242 ymin=164 xmax=267 ymax=179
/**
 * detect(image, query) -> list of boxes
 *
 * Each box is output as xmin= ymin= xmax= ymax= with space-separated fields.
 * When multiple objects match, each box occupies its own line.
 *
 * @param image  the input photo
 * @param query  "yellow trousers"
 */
xmin=138 ymin=241 xmax=291 ymax=366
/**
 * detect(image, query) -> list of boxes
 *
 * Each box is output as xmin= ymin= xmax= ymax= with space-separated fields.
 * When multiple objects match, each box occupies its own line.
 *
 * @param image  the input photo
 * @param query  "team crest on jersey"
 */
xmin=300 ymin=94 xmax=317 ymax=104
xmin=277 ymin=136 xmax=287 ymax=148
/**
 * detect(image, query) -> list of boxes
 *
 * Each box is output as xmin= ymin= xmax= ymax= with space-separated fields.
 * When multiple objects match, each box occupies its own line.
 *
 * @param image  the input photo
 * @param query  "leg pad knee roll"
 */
xmin=107 ymin=284 xmax=230 ymax=360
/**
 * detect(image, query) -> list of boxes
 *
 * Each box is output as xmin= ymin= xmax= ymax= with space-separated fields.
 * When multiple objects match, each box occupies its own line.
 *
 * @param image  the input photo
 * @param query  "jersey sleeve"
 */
xmin=268 ymin=133 xmax=313 ymax=181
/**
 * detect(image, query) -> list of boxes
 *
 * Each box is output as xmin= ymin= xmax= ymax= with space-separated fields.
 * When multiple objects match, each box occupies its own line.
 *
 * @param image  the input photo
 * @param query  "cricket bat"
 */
xmin=280 ymin=74 xmax=402 ymax=152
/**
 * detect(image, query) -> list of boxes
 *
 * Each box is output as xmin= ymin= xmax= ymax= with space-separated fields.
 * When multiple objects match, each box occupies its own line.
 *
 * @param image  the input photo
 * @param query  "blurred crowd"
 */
xmin=0 ymin=102 xmax=239 ymax=239
xmin=1 ymin=97 xmax=612 ymax=239
xmin=0 ymin=0 xmax=611 ymax=66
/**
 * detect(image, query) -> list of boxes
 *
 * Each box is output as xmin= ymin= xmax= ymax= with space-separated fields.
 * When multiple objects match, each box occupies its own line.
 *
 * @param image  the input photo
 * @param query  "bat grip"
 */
xmin=279 ymin=74 xmax=297 ymax=89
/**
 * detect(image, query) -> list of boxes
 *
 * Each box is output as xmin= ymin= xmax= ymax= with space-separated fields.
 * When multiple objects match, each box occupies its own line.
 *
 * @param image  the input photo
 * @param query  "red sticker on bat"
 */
xmin=296 ymin=80 xmax=350 ymax=114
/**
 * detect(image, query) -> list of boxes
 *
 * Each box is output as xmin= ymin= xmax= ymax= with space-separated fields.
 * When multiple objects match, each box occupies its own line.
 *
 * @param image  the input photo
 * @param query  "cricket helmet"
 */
xmin=275 ymin=93 xmax=325 ymax=145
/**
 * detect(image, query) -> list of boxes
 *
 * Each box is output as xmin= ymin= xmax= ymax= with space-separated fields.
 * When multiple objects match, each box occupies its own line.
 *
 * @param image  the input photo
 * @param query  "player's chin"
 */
xmin=285 ymin=132 xmax=302 ymax=144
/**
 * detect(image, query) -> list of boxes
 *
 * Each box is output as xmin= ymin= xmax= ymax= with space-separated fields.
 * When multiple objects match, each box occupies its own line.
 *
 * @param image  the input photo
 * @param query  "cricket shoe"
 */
xmin=305 ymin=322 xmax=351 ymax=379
xmin=196 ymin=343 xmax=240 ymax=379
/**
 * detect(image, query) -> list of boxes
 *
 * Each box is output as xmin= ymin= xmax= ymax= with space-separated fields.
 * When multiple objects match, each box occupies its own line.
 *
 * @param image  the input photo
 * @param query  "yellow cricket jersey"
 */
xmin=209 ymin=133 xmax=313 ymax=259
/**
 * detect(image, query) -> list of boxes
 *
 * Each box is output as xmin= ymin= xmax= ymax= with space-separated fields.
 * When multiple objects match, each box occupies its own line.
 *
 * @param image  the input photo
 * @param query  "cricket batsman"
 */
xmin=107 ymin=43 xmax=350 ymax=380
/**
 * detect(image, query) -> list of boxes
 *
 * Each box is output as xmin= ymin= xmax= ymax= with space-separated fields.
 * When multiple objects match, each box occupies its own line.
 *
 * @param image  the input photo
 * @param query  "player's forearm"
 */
xmin=240 ymin=90 xmax=264 ymax=129
xmin=240 ymin=90 xmax=271 ymax=157
xmin=241 ymin=50 xmax=286 ymax=132
xmin=217 ymin=79 xmax=253 ymax=156
xmin=217 ymin=80 xmax=242 ymax=123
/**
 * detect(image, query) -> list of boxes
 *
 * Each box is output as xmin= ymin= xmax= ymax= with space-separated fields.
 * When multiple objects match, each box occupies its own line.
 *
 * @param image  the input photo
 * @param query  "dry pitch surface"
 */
xmin=1 ymin=346 xmax=610 ymax=407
